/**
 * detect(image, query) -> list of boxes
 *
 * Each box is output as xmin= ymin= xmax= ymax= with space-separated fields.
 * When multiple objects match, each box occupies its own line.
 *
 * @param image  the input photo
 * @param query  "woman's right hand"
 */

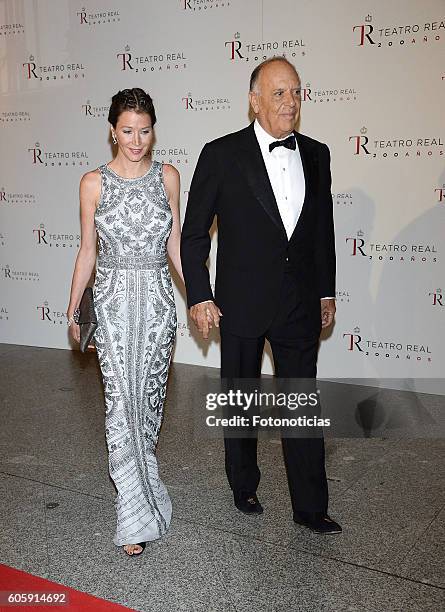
xmin=69 ymin=320 xmax=81 ymax=344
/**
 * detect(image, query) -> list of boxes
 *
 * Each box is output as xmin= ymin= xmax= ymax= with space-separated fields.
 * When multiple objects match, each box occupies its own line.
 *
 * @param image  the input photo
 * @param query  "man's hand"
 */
xmin=320 ymin=298 xmax=336 ymax=329
xmin=190 ymin=301 xmax=223 ymax=339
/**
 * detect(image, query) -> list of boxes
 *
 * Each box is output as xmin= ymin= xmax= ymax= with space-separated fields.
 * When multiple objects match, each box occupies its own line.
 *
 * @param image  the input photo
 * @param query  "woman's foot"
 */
xmin=123 ymin=542 xmax=146 ymax=556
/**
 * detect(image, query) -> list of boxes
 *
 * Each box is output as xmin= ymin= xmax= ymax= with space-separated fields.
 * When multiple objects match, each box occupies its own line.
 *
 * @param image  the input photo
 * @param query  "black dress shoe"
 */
xmin=234 ymin=492 xmax=263 ymax=515
xmin=293 ymin=511 xmax=342 ymax=534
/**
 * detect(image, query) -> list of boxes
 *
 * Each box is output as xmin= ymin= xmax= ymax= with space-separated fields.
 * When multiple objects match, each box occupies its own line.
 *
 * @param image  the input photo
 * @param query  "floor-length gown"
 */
xmin=93 ymin=161 xmax=176 ymax=545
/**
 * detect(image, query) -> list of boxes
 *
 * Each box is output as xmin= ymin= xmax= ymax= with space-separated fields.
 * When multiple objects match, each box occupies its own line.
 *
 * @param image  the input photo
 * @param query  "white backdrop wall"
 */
xmin=0 ymin=0 xmax=444 ymax=385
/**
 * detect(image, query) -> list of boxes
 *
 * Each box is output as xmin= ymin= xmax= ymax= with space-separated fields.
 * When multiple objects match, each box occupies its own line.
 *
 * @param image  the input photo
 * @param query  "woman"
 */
xmin=67 ymin=88 xmax=182 ymax=556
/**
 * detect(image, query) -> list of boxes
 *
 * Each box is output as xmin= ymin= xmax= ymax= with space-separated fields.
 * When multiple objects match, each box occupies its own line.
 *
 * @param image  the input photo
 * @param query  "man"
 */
xmin=181 ymin=57 xmax=341 ymax=534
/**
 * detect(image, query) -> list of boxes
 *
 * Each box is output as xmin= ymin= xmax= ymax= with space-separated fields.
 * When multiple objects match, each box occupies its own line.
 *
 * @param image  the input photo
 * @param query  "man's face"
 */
xmin=249 ymin=61 xmax=301 ymax=139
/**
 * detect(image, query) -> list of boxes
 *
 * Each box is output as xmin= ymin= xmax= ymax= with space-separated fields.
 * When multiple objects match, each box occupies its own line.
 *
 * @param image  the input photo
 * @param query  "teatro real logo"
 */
xmin=23 ymin=55 xmax=86 ymax=82
xmin=225 ymin=32 xmax=306 ymax=62
xmin=0 ymin=306 xmax=9 ymax=322
xmin=1 ymin=265 xmax=40 ymax=282
xmin=345 ymin=231 xmax=438 ymax=263
xmin=117 ymin=45 xmax=187 ymax=73
xmin=77 ymin=6 xmax=120 ymax=26
xmin=302 ymin=83 xmax=358 ymax=104
xmin=343 ymin=327 xmax=433 ymax=363
xmin=335 ymin=289 xmax=351 ymax=303
xmin=0 ymin=109 xmax=31 ymax=124
xmin=349 ymin=127 xmax=444 ymax=159
xmin=82 ymin=100 xmax=109 ymax=119
xmin=0 ymin=22 xmax=24 ymax=36
xmin=177 ymin=321 xmax=192 ymax=337
xmin=33 ymin=224 xmax=80 ymax=249
xmin=332 ymin=192 xmax=354 ymax=207
xmin=28 ymin=143 xmax=89 ymax=168
xmin=182 ymin=93 xmax=231 ymax=112
xmin=429 ymin=289 xmax=443 ymax=307
xmin=151 ymin=145 xmax=189 ymax=166
xmin=345 ymin=230 xmax=367 ymax=257
xmin=353 ymin=14 xmax=444 ymax=48
xmin=0 ymin=186 xmax=36 ymax=207
xmin=37 ymin=301 xmax=69 ymax=325
xmin=435 ymin=185 xmax=445 ymax=203
xmin=183 ymin=0 xmax=231 ymax=11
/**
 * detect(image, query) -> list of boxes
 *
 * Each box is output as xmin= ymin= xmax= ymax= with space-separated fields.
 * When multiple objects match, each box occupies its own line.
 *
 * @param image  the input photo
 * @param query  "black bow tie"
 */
xmin=269 ymin=134 xmax=296 ymax=153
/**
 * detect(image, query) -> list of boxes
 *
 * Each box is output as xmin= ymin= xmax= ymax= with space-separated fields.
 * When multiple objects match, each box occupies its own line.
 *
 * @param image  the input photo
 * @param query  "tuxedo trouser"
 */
xmin=220 ymin=268 xmax=329 ymax=514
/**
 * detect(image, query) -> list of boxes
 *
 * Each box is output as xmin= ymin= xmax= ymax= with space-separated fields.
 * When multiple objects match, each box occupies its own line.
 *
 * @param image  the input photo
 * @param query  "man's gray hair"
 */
xmin=249 ymin=57 xmax=300 ymax=92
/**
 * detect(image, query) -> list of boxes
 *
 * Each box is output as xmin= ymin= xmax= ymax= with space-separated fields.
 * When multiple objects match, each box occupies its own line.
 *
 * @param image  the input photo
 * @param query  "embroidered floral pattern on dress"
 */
xmin=93 ymin=161 xmax=176 ymax=545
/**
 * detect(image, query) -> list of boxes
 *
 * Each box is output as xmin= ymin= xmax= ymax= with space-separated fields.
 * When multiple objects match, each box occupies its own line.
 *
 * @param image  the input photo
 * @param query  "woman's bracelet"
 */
xmin=67 ymin=308 xmax=80 ymax=326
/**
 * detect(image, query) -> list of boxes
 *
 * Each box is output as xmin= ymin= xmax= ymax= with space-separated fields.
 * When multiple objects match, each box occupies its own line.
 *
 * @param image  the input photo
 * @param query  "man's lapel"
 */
xmin=236 ymin=123 xmax=287 ymax=237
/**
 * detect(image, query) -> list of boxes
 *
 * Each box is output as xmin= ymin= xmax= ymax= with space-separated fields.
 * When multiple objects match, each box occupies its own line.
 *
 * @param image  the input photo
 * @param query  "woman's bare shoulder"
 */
xmin=162 ymin=163 xmax=180 ymax=181
xmin=80 ymin=168 xmax=102 ymax=197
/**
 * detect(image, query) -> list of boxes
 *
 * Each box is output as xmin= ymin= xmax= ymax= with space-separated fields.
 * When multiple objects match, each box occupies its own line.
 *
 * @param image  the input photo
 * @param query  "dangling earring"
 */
xmin=112 ymin=132 xmax=117 ymax=145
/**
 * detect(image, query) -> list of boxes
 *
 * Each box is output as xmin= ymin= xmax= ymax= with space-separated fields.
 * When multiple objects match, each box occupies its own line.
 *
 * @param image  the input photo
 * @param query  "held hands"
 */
xmin=190 ymin=298 xmax=333 ymax=337
xmin=189 ymin=301 xmax=223 ymax=339
xmin=321 ymin=298 xmax=336 ymax=329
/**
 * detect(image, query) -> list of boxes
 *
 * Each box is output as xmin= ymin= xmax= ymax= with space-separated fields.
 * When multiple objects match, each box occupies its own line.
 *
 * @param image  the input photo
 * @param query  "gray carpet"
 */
xmin=0 ymin=344 xmax=443 ymax=611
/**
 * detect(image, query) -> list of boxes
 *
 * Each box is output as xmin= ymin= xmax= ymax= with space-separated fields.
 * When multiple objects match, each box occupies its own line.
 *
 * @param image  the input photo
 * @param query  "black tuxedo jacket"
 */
xmin=181 ymin=122 xmax=336 ymax=338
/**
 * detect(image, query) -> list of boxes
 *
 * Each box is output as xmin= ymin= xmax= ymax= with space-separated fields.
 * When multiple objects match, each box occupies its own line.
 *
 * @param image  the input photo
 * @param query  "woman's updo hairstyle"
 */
xmin=108 ymin=88 xmax=156 ymax=128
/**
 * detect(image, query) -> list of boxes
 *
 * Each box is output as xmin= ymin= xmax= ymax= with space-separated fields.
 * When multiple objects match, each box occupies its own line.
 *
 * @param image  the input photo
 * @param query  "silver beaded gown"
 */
xmin=93 ymin=161 xmax=176 ymax=546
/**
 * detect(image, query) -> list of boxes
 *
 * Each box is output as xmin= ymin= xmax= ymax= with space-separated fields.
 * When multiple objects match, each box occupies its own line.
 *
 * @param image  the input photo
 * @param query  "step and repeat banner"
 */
xmin=0 ymin=0 xmax=444 ymax=386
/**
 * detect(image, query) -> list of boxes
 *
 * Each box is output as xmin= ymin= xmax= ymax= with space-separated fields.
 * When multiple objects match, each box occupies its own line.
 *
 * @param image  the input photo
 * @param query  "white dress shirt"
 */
xmin=253 ymin=119 xmax=305 ymax=240
xmin=253 ymin=120 xmax=334 ymax=301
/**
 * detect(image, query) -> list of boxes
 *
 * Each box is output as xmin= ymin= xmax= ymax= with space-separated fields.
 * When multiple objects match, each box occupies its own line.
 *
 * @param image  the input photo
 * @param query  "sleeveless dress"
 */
xmin=93 ymin=161 xmax=176 ymax=546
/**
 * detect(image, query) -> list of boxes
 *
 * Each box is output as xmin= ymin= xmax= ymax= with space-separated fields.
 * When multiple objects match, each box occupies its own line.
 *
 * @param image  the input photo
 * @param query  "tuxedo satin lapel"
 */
xmin=236 ymin=124 xmax=287 ymax=236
